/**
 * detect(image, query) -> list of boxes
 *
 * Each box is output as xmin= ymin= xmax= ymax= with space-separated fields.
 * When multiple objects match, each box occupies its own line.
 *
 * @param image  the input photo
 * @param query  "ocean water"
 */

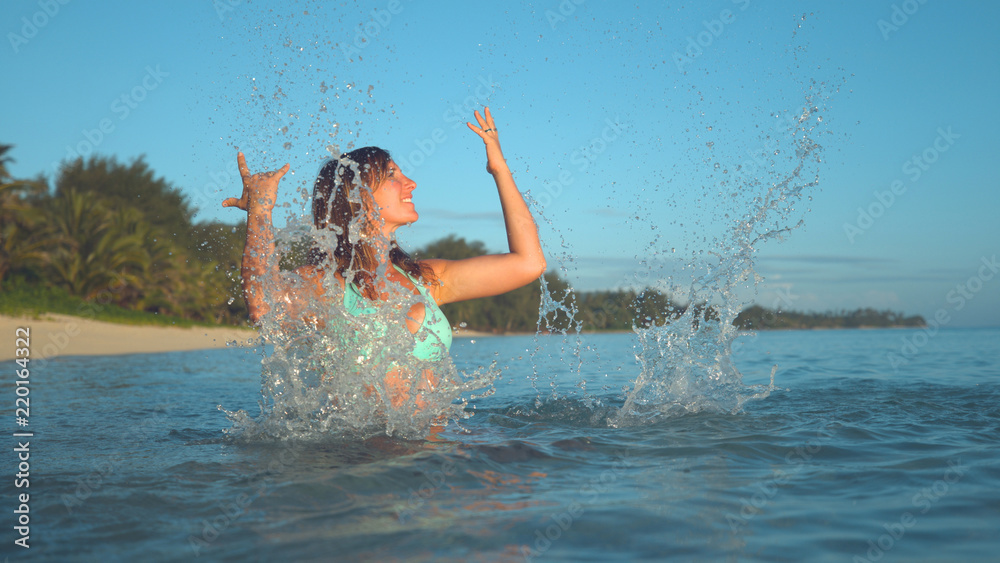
xmin=3 ymin=327 xmax=998 ymax=562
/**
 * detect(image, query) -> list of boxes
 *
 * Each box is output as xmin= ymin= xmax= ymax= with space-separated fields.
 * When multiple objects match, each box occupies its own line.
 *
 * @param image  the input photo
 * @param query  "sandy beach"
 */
xmin=0 ymin=313 xmax=502 ymax=362
xmin=0 ymin=313 xmax=259 ymax=362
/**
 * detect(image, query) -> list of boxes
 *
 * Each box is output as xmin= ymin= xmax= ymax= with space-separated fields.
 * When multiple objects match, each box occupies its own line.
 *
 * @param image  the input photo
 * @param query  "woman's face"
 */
xmin=371 ymin=160 xmax=418 ymax=235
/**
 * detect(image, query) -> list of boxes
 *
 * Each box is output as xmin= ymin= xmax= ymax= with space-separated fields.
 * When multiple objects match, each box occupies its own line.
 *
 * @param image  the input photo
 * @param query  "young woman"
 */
xmin=223 ymin=107 xmax=545 ymax=411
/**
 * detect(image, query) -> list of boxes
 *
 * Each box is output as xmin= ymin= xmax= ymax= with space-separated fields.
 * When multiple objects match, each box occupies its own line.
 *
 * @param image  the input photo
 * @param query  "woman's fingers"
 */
xmin=273 ymin=163 xmax=290 ymax=180
xmin=224 ymin=152 xmax=288 ymax=210
xmin=237 ymin=151 xmax=251 ymax=180
xmin=464 ymin=107 xmax=506 ymax=175
xmin=469 ymin=108 xmax=492 ymax=132
xmin=479 ymin=106 xmax=496 ymax=131
xmin=225 ymin=152 xmax=249 ymax=209
xmin=238 ymin=151 xmax=289 ymax=182
xmin=466 ymin=107 xmax=500 ymax=143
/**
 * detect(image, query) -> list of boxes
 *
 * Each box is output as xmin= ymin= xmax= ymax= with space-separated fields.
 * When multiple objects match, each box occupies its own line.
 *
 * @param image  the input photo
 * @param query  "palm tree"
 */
xmin=0 ymin=144 xmax=14 ymax=181
xmin=0 ymin=145 xmax=49 ymax=288
xmin=55 ymin=155 xmax=196 ymax=249
xmin=42 ymin=189 xmax=149 ymax=301
xmin=0 ymin=183 xmax=48 ymax=287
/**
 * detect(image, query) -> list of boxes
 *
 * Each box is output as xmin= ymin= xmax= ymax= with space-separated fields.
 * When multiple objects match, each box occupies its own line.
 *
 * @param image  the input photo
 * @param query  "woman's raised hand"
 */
xmin=222 ymin=151 xmax=290 ymax=212
xmin=466 ymin=107 xmax=508 ymax=176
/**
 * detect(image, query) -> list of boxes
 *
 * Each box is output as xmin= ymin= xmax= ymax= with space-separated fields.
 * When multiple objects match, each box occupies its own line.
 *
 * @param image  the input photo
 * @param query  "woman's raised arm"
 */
xmin=424 ymin=107 xmax=547 ymax=305
xmin=222 ymin=152 xmax=290 ymax=323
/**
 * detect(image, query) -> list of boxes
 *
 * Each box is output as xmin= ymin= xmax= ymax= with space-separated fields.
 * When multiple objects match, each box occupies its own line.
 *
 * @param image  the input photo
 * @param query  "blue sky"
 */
xmin=3 ymin=0 xmax=998 ymax=326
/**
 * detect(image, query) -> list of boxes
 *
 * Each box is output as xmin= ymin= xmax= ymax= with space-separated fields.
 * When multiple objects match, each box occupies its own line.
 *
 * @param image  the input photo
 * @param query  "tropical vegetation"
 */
xmin=1 ymin=145 xmax=246 ymax=324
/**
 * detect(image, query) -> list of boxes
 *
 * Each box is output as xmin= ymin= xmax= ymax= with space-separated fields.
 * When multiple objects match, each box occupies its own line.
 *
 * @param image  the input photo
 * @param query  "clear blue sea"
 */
xmin=3 ymin=327 xmax=998 ymax=562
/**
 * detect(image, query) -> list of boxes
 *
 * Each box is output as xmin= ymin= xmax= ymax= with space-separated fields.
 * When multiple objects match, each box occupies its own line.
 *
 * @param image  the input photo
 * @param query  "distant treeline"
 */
xmin=0 ymin=145 xmax=926 ymax=332
xmin=732 ymin=305 xmax=926 ymax=330
xmin=419 ymin=235 xmax=927 ymax=333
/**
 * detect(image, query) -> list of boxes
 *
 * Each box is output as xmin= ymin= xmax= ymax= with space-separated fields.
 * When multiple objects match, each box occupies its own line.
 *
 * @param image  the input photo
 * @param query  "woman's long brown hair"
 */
xmin=307 ymin=146 xmax=433 ymax=300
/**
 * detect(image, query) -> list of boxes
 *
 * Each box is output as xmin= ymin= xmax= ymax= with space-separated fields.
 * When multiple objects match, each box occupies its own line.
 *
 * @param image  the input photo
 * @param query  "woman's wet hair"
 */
xmin=308 ymin=146 xmax=432 ymax=298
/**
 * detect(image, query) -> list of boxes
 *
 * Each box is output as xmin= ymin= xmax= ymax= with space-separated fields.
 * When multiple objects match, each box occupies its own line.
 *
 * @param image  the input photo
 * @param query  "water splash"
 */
xmin=216 ymin=4 xmax=841 ymax=435
xmin=211 ymin=3 xmax=507 ymax=441
xmin=607 ymin=80 xmax=834 ymax=424
xmin=514 ymin=25 xmax=842 ymax=424
xmin=223 ymin=165 xmax=498 ymax=442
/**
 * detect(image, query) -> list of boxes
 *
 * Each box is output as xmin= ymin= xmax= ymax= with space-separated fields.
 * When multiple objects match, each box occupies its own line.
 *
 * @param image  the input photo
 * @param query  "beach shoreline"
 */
xmin=0 ymin=313 xmax=504 ymax=361
xmin=0 ymin=313 xmax=259 ymax=362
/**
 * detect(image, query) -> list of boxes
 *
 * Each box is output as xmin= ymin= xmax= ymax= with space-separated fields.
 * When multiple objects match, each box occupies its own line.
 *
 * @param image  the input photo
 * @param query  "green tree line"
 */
xmin=419 ymin=237 xmax=925 ymax=333
xmin=0 ymin=145 xmax=926 ymax=332
xmin=1 ymin=145 xmax=247 ymax=323
xmin=733 ymin=305 xmax=925 ymax=330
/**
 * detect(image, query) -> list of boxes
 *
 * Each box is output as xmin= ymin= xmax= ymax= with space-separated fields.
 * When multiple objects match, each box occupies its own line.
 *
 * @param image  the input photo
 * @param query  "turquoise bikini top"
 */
xmin=342 ymin=265 xmax=452 ymax=362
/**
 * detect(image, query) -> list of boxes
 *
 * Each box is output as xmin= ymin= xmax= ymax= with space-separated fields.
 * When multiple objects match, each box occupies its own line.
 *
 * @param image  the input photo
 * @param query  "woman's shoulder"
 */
xmin=414 ymin=259 xmax=447 ymax=284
